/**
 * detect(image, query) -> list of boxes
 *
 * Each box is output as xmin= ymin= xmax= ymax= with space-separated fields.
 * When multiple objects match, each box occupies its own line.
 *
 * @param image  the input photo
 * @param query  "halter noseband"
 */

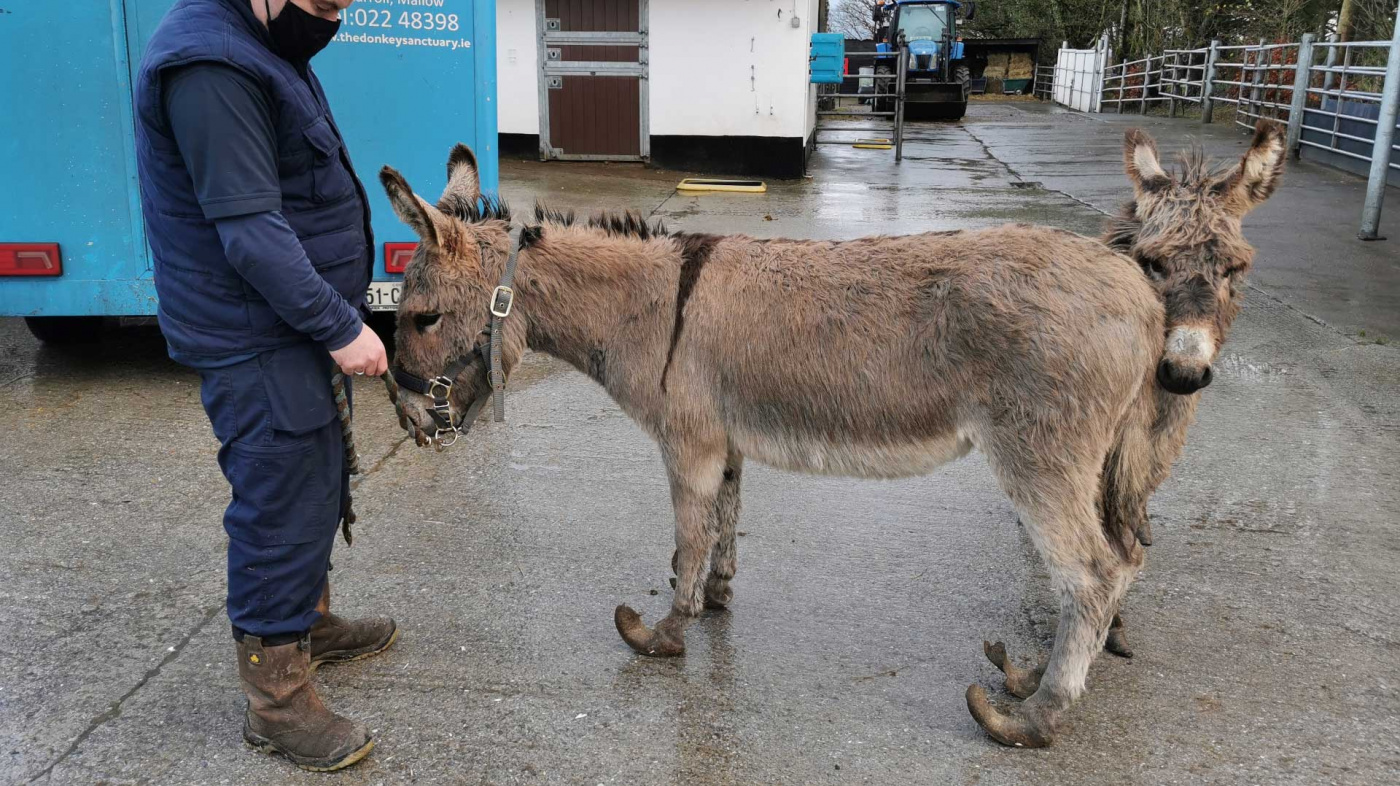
xmin=392 ymin=232 xmax=520 ymax=447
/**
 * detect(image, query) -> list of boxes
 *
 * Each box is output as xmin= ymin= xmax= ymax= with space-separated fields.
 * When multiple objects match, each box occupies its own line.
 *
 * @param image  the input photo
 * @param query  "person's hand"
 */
xmin=330 ymin=323 xmax=388 ymax=377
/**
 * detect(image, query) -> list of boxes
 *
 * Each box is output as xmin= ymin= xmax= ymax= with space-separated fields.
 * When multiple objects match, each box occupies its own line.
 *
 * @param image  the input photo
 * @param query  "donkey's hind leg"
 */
xmin=704 ymin=450 xmax=744 ymax=610
xmin=666 ymin=449 xmax=744 ymax=609
xmin=615 ymin=443 xmax=726 ymax=657
xmin=1105 ymin=613 xmax=1133 ymax=658
xmin=968 ymin=464 xmax=1132 ymax=747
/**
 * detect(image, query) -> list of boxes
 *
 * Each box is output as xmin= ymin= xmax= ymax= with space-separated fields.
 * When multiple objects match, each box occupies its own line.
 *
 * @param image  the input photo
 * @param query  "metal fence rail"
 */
xmin=1157 ymin=47 xmax=1209 ymax=116
xmin=813 ymin=46 xmax=910 ymax=162
xmin=1300 ymin=39 xmax=1398 ymax=175
xmin=1100 ymin=54 xmax=1169 ymax=113
xmin=1033 ymin=65 xmax=1054 ymax=100
xmin=1071 ymin=12 xmax=1400 ymax=240
xmin=1231 ymin=42 xmax=1302 ymax=129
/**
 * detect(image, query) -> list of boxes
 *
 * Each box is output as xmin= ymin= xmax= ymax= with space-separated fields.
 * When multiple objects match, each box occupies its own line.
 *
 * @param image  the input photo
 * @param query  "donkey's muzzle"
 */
xmin=1157 ymin=358 xmax=1212 ymax=395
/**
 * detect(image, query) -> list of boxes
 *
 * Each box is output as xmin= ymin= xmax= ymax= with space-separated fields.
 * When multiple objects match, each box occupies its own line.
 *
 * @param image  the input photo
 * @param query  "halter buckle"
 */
xmin=428 ymin=376 xmax=454 ymax=400
xmin=435 ymin=427 xmax=460 ymax=447
xmin=491 ymin=286 xmax=514 ymax=318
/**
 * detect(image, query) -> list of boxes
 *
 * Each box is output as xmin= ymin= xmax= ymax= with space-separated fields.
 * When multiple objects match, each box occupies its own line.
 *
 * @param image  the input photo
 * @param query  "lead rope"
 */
xmin=331 ymin=370 xmax=416 ymax=546
xmin=331 ymin=372 xmax=360 ymax=546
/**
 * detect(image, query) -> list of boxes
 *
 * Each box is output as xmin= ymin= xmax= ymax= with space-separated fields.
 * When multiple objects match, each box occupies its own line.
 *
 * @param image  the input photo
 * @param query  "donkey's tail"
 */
xmin=1100 ymin=364 xmax=1158 ymax=557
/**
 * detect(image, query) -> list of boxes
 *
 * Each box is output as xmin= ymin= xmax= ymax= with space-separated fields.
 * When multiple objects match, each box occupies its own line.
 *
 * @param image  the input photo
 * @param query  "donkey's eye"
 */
xmin=1138 ymin=257 xmax=1168 ymax=280
xmin=413 ymin=313 xmax=442 ymax=332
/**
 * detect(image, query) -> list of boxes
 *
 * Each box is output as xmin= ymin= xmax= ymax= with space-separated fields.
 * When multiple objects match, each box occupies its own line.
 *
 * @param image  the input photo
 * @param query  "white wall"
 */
xmin=649 ymin=0 xmax=818 ymax=139
xmin=497 ymin=0 xmax=539 ymax=135
xmin=496 ymin=0 xmax=819 ymax=140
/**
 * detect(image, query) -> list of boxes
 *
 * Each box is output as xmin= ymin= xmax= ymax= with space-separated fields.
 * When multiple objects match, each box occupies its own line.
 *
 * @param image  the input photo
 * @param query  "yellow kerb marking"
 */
xmin=676 ymin=178 xmax=768 ymax=194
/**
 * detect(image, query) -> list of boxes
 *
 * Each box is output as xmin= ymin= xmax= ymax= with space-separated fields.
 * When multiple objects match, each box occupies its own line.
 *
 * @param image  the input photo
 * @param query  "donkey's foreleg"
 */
xmin=615 ymin=444 xmax=726 ymax=658
xmin=704 ymin=450 xmax=744 ymax=610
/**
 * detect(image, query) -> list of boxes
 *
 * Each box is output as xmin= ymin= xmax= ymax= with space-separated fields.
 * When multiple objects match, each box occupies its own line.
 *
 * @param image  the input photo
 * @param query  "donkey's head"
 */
xmin=1109 ymin=121 xmax=1285 ymax=395
xmin=378 ymin=145 xmax=521 ymax=441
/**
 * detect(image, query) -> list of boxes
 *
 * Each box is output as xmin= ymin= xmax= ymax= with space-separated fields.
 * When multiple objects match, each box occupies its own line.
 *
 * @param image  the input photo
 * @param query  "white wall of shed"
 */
xmin=496 ymin=0 xmax=539 ymax=136
xmin=649 ymin=0 xmax=819 ymax=139
xmin=495 ymin=0 xmax=819 ymax=139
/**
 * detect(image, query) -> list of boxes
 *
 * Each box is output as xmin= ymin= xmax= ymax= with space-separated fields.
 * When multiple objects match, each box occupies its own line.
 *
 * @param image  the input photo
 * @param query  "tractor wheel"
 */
xmin=24 ymin=316 xmax=106 ymax=345
xmin=955 ymin=65 xmax=971 ymax=85
xmin=874 ymin=66 xmax=895 ymax=115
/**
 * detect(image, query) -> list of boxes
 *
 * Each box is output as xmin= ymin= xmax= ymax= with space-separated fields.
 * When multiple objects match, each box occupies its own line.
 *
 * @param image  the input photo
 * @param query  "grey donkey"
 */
xmin=1090 ymin=121 xmax=1287 ymax=661
xmin=374 ymin=125 xmax=1282 ymax=747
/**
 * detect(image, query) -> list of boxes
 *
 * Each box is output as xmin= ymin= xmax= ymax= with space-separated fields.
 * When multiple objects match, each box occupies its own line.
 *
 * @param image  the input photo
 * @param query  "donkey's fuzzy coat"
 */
xmin=1087 ymin=122 xmax=1287 ymax=658
xmin=376 ymin=123 xmax=1282 ymax=748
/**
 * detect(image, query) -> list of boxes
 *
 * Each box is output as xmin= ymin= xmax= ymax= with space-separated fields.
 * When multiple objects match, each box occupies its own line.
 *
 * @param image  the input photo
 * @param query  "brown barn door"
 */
xmin=537 ymin=0 xmax=648 ymax=161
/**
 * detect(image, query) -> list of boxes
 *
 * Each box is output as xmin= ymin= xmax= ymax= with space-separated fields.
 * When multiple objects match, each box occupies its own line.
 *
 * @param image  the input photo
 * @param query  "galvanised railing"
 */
xmin=1074 ymin=17 xmax=1400 ymax=240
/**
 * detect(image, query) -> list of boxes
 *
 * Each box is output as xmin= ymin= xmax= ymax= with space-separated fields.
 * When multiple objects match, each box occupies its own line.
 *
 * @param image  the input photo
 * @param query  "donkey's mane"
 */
xmin=1103 ymin=146 xmax=1236 ymax=253
xmin=1175 ymin=146 xmax=1233 ymax=188
xmin=532 ymin=201 xmax=669 ymax=240
xmin=447 ymin=194 xmax=513 ymax=224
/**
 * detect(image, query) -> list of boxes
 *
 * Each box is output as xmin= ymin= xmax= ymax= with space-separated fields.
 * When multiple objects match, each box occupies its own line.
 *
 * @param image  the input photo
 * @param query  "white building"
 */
xmin=497 ymin=0 xmax=826 ymax=178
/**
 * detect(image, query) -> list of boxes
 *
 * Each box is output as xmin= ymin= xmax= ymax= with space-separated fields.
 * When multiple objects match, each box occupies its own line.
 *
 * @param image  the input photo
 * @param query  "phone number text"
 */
xmin=339 ymin=9 xmax=461 ymax=32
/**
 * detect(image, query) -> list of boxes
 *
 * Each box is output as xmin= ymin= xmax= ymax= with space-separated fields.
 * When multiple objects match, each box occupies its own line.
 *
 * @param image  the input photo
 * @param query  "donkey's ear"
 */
xmin=380 ymin=165 xmax=444 ymax=246
xmin=1214 ymin=121 xmax=1285 ymax=216
xmin=1123 ymin=127 xmax=1170 ymax=194
xmin=438 ymin=143 xmax=481 ymax=216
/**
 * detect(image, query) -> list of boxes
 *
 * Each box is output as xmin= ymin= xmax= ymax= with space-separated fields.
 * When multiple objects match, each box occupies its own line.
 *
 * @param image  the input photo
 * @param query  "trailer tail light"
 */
xmin=384 ymin=242 xmax=416 ymax=274
xmin=0 ymin=243 xmax=62 ymax=277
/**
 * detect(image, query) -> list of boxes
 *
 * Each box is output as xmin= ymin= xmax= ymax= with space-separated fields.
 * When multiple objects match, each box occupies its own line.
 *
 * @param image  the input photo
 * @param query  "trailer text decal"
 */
xmin=336 ymin=0 xmax=472 ymax=50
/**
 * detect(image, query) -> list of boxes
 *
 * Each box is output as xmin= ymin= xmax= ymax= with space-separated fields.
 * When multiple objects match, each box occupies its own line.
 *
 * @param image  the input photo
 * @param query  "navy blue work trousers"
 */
xmin=198 ymin=342 xmax=349 ymax=638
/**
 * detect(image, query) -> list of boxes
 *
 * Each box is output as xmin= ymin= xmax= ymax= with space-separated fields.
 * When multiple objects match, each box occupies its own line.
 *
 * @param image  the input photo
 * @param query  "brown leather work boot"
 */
xmin=309 ymin=581 xmax=399 ymax=671
xmin=237 ymin=636 xmax=374 ymax=772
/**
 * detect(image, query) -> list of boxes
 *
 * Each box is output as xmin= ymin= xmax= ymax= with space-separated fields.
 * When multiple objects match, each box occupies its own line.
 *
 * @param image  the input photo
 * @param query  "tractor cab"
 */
xmin=872 ymin=0 xmax=975 ymax=120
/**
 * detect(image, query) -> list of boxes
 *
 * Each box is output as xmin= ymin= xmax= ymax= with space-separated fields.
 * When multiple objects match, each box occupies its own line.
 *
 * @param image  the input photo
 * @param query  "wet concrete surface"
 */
xmin=3 ymin=101 xmax=1399 ymax=784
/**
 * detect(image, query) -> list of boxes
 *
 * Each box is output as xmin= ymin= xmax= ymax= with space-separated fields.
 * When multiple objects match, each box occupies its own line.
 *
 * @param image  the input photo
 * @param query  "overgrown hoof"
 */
xmin=1105 ymin=625 xmax=1134 ymax=659
xmin=614 ymin=605 xmax=685 ymax=657
xmin=966 ymin=685 xmax=1053 ymax=748
xmin=983 ymin=641 xmax=1043 ymax=699
xmin=1135 ymin=518 xmax=1153 ymax=547
xmin=703 ymin=586 xmax=733 ymax=611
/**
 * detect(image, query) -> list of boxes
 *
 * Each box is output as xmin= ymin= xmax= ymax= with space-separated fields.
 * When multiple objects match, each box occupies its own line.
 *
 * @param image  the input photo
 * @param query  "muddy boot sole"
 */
xmin=244 ymin=723 xmax=376 ymax=772
xmin=311 ymin=626 xmax=400 ymax=673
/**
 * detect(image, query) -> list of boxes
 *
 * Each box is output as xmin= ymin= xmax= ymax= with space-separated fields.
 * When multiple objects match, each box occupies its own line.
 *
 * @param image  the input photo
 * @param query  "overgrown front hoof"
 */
xmin=983 ymin=641 xmax=1043 ymax=699
xmin=613 ymin=605 xmax=685 ymax=657
xmin=966 ymin=685 xmax=1053 ymax=748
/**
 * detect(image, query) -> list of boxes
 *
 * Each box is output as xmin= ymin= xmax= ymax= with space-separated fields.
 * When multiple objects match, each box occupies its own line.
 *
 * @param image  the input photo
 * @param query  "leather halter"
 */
xmin=392 ymin=232 xmax=520 ymax=446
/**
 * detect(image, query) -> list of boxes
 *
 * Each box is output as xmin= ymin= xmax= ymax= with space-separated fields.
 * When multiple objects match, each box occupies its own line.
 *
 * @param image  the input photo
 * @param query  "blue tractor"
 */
xmin=874 ymin=0 xmax=975 ymax=121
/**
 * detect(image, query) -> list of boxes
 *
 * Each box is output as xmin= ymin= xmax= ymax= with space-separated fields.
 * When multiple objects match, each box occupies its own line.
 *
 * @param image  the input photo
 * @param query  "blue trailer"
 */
xmin=0 ymin=0 xmax=497 ymax=342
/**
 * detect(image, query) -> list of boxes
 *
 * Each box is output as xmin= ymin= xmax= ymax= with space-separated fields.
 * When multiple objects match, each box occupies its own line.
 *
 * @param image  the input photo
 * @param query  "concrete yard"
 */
xmin=3 ymin=101 xmax=1398 ymax=784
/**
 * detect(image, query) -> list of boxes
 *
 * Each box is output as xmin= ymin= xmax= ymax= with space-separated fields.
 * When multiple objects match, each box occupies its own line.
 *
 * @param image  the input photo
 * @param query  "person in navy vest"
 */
xmin=135 ymin=0 xmax=393 ymax=771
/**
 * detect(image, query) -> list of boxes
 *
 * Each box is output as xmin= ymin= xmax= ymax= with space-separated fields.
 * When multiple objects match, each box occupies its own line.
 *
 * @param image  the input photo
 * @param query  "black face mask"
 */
xmin=264 ymin=0 xmax=341 ymax=63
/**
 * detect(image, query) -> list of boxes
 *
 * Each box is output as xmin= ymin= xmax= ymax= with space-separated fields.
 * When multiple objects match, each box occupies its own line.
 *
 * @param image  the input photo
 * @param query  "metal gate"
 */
xmin=536 ymin=0 xmax=648 ymax=161
xmin=1053 ymin=42 xmax=1108 ymax=113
